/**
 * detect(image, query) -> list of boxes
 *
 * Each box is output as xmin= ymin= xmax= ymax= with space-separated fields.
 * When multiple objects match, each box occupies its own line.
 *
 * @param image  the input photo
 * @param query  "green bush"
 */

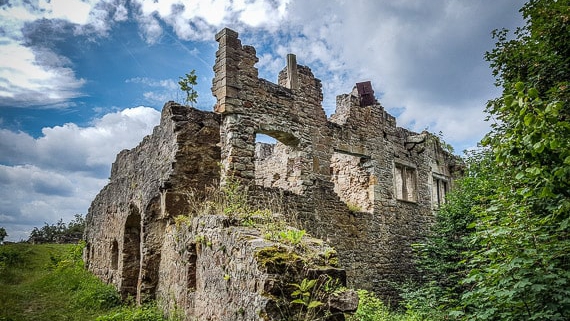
xmin=73 ymin=276 xmax=121 ymax=310
xmin=347 ymin=290 xmax=392 ymax=321
xmin=347 ymin=290 xmax=442 ymax=321
xmin=0 ymin=246 xmax=26 ymax=267
xmin=96 ymin=303 xmax=169 ymax=321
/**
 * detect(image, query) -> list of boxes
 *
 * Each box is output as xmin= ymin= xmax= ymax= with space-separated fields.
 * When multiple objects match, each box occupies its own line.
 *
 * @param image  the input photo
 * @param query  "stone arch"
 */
xmin=138 ymin=197 xmax=166 ymax=303
xmin=257 ymin=127 xmax=300 ymax=147
xmin=120 ymin=204 xmax=141 ymax=299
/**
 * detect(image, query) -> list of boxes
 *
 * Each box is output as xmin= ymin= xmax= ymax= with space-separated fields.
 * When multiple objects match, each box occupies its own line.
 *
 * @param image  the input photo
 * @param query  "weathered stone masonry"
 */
xmin=210 ymin=28 xmax=462 ymax=297
xmin=85 ymin=27 xmax=462 ymax=319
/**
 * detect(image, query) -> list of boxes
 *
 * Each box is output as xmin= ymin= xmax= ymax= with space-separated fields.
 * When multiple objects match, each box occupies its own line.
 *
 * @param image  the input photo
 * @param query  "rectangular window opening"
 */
xmin=395 ymin=164 xmax=417 ymax=202
xmin=432 ymin=175 xmax=449 ymax=208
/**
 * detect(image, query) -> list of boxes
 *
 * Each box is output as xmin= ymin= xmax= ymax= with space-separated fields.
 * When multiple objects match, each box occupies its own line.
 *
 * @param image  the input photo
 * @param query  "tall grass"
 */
xmin=0 ymin=243 xmax=171 ymax=321
xmin=0 ymin=244 xmax=437 ymax=321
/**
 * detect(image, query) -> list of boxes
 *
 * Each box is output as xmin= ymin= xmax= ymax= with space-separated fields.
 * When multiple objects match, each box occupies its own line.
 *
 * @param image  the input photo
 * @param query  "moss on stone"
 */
xmin=254 ymin=246 xmax=303 ymax=274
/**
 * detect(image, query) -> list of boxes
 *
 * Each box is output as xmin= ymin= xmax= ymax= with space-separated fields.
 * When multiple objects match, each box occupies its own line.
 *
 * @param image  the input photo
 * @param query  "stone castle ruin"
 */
xmin=85 ymin=28 xmax=462 ymax=320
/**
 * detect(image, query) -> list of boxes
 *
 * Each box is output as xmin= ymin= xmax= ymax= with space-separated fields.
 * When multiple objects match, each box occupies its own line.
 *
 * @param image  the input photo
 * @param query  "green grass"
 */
xmin=0 ymin=243 xmax=170 ymax=321
xmin=0 ymin=243 xmax=436 ymax=321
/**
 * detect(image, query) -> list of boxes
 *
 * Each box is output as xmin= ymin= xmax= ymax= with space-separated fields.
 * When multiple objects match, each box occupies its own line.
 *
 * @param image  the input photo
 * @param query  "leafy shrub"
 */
xmin=96 ymin=303 xmax=169 ymax=321
xmin=73 ymin=277 xmax=121 ymax=310
xmin=347 ymin=290 xmax=392 ymax=321
xmin=0 ymin=245 xmax=29 ymax=284
xmin=0 ymin=246 xmax=26 ymax=267
xmin=347 ymin=290 xmax=440 ymax=321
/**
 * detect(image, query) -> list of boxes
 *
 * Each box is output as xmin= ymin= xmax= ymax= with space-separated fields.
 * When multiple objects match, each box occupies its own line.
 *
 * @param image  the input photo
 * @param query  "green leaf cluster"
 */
xmin=290 ymin=278 xmax=323 ymax=309
xmin=461 ymin=86 xmax=570 ymax=321
xmin=408 ymin=1 xmax=570 ymax=320
xmin=178 ymin=70 xmax=198 ymax=107
xmin=461 ymin=0 xmax=570 ymax=318
xmin=407 ymin=150 xmax=499 ymax=317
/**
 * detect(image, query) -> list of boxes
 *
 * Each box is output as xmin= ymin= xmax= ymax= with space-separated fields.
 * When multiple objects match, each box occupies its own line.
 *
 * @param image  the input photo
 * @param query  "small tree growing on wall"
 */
xmin=178 ymin=70 xmax=198 ymax=107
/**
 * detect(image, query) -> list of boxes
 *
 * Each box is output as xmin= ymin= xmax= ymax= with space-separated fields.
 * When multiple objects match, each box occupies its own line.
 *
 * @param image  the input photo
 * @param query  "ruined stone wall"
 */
xmin=84 ymin=103 xmax=221 ymax=301
xmin=211 ymin=28 xmax=463 ymax=298
xmin=85 ymin=27 xmax=463 ymax=318
xmin=157 ymin=215 xmax=355 ymax=321
xmin=212 ymin=28 xmax=329 ymax=195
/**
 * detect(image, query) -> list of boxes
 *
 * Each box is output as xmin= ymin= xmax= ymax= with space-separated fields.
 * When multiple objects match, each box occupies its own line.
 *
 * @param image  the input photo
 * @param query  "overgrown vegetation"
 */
xmin=405 ymin=0 xmax=570 ymax=320
xmin=178 ymin=178 xmax=345 ymax=319
xmin=0 ymin=242 xmax=175 ymax=321
xmin=0 ymin=242 xmax=118 ymax=320
xmin=346 ymin=290 xmax=445 ymax=321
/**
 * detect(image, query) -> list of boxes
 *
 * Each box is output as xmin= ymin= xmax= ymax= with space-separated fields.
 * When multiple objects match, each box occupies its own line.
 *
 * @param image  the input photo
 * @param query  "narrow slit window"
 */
xmin=111 ymin=240 xmax=119 ymax=270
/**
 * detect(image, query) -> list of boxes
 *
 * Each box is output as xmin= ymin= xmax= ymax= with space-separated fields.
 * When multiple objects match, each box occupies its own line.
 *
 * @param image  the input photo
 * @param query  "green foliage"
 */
xmin=178 ymin=70 xmax=198 ymax=107
xmin=0 ymin=227 xmax=7 ymax=243
xmin=485 ymin=0 xmax=570 ymax=97
xmin=221 ymin=178 xmax=250 ymax=217
xmin=461 ymin=84 xmax=570 ymax=320
xmin=347 ymin=290 xmax=392 ymax=321
xmin=409 ymin=150 xmax=497 ymax=314
xmin=453 ymin=0 xmax=570 ymax=319
xmin=0 ymin=243 xmax=121 ymax=320
xmin=397 ymin=281 xmax=450 ymax=320
xmin=0 ymin=245 xmax=25 ymax=267
xmin=287 ymin=276 xmax=348 ymax=321
xmin=0 ymin=243 xmax=182 ymax=321
xmin=173 ymin=215 xmax=192 ymax=229
xmin=409 ymin=1 xmax=570 ymax=319
xmin=28 ymin=214 xmax=86 ymax=244
xmin=0 ymin=244 xmax=29 ymax=285
xmin=347 ymin=290 xmax=434 ymax=321
xmin=267 ymin=228 xmax=306 ymax=247
xmin=290 ymin=278 xmax=324 ymax=320
xmin=96 ymin=303 xmax=169 ymax=321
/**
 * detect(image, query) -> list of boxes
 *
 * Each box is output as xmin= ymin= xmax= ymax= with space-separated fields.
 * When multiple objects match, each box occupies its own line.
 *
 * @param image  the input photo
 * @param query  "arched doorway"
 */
xmin=120 ymin=204 xmax=141 ymax=299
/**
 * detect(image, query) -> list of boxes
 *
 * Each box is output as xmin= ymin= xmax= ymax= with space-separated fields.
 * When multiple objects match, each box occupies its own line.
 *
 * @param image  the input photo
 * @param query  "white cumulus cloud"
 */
xmin=0 ymin=106 xmax=161 ymax=241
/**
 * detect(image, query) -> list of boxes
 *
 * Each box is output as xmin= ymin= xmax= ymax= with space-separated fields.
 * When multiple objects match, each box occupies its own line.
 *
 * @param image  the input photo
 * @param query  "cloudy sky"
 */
xmin=0 ymin=0 xmax=525 ymax=241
